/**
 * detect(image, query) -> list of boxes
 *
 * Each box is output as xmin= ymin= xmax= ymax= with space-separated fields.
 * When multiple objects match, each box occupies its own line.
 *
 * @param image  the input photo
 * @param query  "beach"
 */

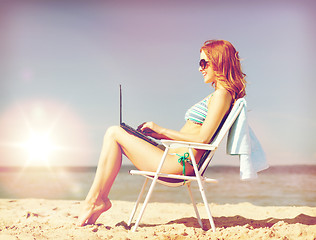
xmin=0 ymin=199 xmax=315 ymax=240
xmin=0 ymin=165 xmax=315 ymax=239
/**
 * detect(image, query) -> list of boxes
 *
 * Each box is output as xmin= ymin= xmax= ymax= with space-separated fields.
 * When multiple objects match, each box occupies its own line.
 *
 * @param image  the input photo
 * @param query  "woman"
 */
xmin=79 ymin=39 xmax=246 ymax=226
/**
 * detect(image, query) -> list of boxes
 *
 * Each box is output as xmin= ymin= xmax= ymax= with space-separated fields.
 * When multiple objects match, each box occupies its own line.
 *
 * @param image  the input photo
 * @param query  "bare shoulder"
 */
xmin=210 ymin=89 xmax=232 ymax=105
xmin=213 ymin=89 xmax=231 ymax=98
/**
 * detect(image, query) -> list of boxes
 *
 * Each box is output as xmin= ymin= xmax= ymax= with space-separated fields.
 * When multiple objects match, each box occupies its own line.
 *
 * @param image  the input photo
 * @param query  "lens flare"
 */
xmin=23 ymin=132 xmax=54 ymax=165
xmin=0 ymin=98 xmax=93 ymax=167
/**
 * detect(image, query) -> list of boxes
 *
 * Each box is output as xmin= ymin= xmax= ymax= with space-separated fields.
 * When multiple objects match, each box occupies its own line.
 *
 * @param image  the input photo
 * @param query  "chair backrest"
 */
xmin=198 ymin=98 xmax=245 ymax=174
xmin=154 ymin=98 xmax=246 ymax=186
xmin=211 ymin=98 xmax=245 ymax=147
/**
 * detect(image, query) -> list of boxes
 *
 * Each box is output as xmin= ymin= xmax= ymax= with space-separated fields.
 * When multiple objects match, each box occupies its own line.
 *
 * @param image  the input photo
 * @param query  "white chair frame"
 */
xmin=127 ymin=98 xmax=245 ymax=232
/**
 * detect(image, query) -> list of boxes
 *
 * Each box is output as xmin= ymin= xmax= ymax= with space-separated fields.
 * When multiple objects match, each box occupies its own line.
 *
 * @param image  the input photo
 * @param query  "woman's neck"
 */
xmin=214 ymin=81 xmax=226 ymax=91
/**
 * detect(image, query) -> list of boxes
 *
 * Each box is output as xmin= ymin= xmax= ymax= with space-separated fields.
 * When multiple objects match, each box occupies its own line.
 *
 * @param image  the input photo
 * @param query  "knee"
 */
xmin=104 ymin=125 xmax=122 ymax=140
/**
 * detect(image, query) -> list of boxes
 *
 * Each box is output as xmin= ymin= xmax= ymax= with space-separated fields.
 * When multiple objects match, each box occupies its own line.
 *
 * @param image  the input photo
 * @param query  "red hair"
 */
xmin=200 ymin=40 xmax=246 ymax=102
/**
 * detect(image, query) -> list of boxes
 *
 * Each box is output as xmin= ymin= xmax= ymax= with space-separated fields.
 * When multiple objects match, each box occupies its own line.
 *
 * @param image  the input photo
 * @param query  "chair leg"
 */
xmin=132 ymin=175 xmax=158 ymax=232
xmin=186 ymin=182 xmax=203 ymax=228
xmin=198 ymin=180 xmax=216 ymax=232
xmin=131 ymin=148 xmax=170 ymax=232
xmin=188 ymin=148 xmax=216 ymax=232
xmin=128 ymin=178 xmax=149 ymax=226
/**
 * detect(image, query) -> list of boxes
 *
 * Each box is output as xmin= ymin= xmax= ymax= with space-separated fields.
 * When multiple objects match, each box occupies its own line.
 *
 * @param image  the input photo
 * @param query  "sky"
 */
xmin=0 ymin=0 xmax=315 ymax=167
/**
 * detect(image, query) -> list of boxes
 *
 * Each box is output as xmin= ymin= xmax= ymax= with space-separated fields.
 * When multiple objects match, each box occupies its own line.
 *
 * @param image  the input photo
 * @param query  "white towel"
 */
xmin=226 ymin=99 xmax=269 ymax=180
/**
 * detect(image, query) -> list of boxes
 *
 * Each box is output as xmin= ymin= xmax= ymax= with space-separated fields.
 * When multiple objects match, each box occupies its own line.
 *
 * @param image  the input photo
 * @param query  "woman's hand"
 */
xmin=137 ymin=122 xmax=165 ymax=140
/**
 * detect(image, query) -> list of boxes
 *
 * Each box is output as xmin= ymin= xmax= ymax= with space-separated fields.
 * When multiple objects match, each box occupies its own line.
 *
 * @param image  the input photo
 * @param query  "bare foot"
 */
xmin=78 ymin=198 xmax=112 ymax=226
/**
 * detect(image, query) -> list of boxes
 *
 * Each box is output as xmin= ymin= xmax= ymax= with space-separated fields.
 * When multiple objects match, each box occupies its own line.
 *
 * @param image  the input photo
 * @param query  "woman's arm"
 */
xmin=139 ymin=89 xmax=232 ymax=143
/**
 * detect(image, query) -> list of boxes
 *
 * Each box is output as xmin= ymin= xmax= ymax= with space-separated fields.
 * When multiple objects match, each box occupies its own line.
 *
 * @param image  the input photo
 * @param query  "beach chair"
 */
xmin=128 ymin=98 xmax=246 ymax=232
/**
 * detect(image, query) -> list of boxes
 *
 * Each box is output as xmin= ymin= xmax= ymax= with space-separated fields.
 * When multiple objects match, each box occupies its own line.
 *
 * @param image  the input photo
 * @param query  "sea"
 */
xmin=0 ymin=165 xmax=315 ymax=207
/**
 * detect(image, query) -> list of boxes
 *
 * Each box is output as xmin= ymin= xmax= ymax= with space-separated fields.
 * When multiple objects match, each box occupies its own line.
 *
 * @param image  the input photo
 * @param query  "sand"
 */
xmin=0 ymin=199 xmax=315 ymax=240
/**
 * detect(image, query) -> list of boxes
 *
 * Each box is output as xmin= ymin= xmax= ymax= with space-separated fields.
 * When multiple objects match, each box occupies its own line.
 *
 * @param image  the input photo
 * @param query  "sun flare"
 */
xmin=0 ymin=99 xmax=93 ymax=167
xmin=24 ymin=132 xmax=54 ymax=166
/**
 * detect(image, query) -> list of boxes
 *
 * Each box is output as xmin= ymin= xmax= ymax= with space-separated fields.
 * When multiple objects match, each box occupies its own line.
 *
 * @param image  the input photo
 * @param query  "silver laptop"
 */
xmin=119 ymin=85 xmax=158 ymax=146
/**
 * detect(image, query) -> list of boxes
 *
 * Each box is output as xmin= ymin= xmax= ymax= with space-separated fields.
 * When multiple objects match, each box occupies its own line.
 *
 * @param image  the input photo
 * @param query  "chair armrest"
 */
xmin=161 ymin=139 xmax=216 ymax=150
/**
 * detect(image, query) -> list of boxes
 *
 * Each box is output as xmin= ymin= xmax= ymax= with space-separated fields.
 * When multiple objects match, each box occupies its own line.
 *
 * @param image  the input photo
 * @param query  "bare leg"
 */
xmin=79 ymin=126 xmax=187 ymax=226
xmin=79 ymin=126 xmax=122 ymax=226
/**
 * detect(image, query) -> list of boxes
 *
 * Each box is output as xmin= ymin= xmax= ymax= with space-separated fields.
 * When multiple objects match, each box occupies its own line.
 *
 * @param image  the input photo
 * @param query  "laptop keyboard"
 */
xmin=121 ymin=123 xmax=158 ymax=146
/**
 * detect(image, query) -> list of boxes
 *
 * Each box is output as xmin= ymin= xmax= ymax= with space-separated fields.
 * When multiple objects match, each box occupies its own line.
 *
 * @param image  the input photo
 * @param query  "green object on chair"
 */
xmin=176 ymin=152 xmax=192 ymax=182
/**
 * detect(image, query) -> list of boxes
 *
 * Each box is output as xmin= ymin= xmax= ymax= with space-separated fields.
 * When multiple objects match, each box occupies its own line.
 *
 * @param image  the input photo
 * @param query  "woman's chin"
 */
xmin=203 ymin=77 xmax=216 ymax=85
xmin=204 ymin=79 xmax=211 ymax=84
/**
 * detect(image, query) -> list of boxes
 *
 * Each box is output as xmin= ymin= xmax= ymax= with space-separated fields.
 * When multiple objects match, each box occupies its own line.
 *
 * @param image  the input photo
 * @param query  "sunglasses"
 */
xmin=199 ymin=59 xmax=209 ymax=70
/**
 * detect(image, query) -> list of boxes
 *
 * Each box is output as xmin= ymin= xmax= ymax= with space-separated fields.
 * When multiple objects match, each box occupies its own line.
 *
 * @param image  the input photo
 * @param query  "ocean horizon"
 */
xmin=0 ymin=165 xmax=315 ymax=207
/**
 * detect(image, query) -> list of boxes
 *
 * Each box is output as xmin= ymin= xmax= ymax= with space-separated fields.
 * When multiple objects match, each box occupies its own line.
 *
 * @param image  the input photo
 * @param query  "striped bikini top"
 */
xmin=185 ymin=95 xmax=212 ymax=125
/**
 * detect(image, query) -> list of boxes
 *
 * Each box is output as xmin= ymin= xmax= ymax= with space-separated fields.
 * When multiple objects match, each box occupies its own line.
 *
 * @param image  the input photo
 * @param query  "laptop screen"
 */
xmin=119 ymin=84 xmax=122 ymax=124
